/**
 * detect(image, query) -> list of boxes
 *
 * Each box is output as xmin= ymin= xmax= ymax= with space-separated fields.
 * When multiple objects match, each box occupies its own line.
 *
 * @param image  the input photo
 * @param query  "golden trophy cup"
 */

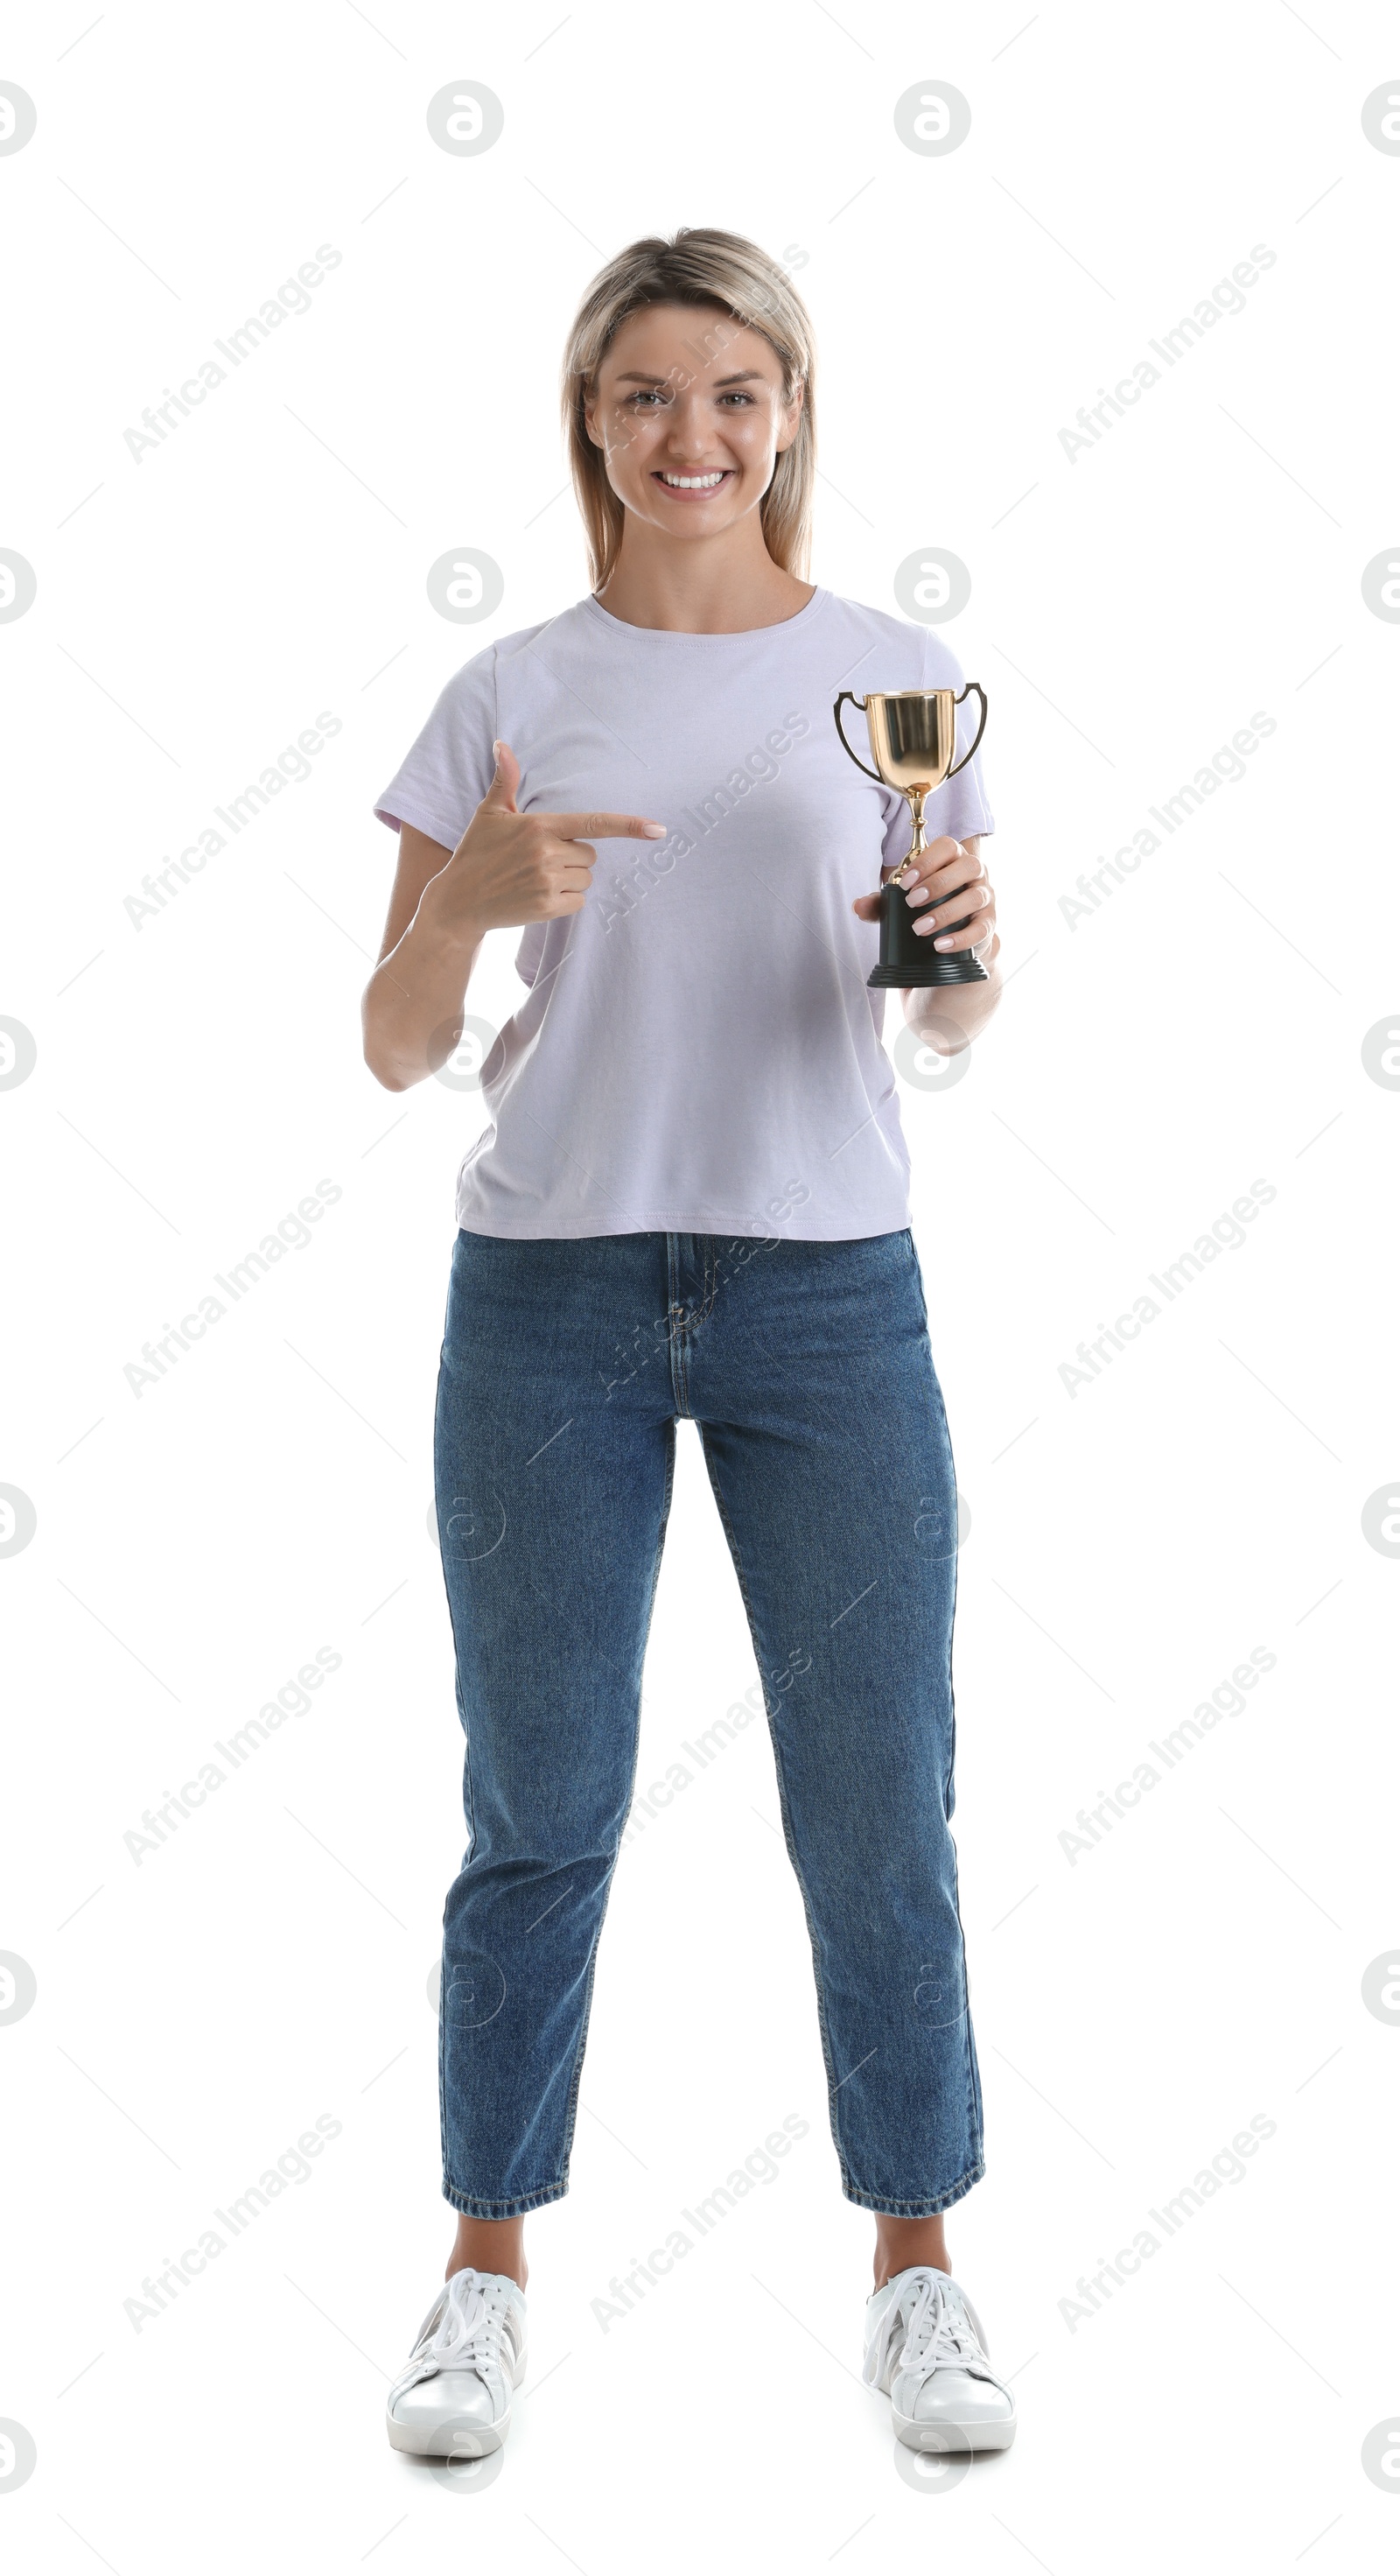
xmin=833 ymin=684 xmax=990 ymax=986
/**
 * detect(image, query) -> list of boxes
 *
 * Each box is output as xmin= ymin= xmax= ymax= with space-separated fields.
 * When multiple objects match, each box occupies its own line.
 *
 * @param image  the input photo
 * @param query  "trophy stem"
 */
xmin=906 ymin=788 xmax=928 ymax=863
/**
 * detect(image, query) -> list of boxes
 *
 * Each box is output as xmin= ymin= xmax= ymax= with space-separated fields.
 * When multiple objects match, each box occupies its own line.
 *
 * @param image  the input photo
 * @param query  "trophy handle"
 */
xmin=833 ymin=691 xmax=883 ymax=783
xmin=945 ymin=682 xmax=988 ymax=778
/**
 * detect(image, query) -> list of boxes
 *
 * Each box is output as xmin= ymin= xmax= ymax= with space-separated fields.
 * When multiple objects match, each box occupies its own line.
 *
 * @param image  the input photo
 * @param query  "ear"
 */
xmin=582 ymin=384 xmax=605 ymax=450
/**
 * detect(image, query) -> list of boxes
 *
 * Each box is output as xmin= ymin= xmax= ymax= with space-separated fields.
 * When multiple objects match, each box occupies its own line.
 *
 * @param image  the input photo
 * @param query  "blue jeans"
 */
xmin=432 ymin=1226 xmax=984 ymax=2219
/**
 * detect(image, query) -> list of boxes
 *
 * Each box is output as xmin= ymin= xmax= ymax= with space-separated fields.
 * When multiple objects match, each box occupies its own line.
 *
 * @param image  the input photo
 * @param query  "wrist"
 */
xmin=416 ymin=872 xmax=486 ymax=958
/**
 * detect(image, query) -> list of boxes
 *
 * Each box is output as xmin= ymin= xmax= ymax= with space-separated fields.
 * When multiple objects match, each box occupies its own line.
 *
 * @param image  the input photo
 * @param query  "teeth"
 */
xmin=661 ymin=471 xmax=726 ymax=488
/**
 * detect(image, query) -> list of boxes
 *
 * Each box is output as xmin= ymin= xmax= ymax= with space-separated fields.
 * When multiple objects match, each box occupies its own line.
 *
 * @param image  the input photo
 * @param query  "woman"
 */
xmin=362 ymin=228 xmax=1013 ymax=2460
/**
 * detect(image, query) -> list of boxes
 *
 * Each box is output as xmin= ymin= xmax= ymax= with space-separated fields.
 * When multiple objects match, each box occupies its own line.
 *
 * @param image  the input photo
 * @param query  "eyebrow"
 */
xmin=612 ymin=369 xmax=767 ymax=387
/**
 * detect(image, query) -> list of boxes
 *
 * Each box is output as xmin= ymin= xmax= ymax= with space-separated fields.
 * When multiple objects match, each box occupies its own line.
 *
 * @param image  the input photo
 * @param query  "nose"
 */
xmin=662 ymin=390 xmax=723 ymax=460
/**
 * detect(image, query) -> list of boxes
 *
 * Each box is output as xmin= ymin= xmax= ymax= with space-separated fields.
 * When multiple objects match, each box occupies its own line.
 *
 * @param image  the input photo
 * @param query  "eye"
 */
xmin=718 ymin=391 xmax=756 ymax=406
xmin=625 ymin=390 xmax=667 ymax=408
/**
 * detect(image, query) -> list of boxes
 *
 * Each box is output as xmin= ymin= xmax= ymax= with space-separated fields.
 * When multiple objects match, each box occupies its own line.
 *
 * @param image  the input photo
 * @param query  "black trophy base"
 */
xmin=868 ymin=953 xmax=989 ymax=987
xmin=867 ymin=881 xmax=989 ymax=987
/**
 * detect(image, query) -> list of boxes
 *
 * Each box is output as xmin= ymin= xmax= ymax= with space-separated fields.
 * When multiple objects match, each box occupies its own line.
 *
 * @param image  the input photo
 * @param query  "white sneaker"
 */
xmin=863 ymin=2264 xmax=1016 ymax=2452
xmin=386 ymin=2266 xmax=528 ymax=2458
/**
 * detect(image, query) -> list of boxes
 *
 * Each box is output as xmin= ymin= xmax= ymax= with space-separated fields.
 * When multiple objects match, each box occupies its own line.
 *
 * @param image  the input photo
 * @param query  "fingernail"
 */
xmin=905 ymin=887 xmax=930 ymax=907
xmin=934 ymin=936 xmax=955 ymax=950
xmin=642 ymin=824 xmax=668 ymax=839
xmin=492 ymin=739 xmax=503 ymax=758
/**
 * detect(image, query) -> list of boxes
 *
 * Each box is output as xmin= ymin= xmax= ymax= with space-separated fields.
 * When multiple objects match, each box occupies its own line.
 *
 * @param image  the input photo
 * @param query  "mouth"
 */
xmin=652 ymin=468 xmax=735 ymax=496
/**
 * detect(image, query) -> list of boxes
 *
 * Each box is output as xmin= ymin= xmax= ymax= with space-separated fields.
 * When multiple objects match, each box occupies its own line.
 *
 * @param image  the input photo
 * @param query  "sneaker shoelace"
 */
xmin=391 ymin=2268 xmax=514 ymax=2400
xmin=863 ymin=2267 xmax=987 ymax=2390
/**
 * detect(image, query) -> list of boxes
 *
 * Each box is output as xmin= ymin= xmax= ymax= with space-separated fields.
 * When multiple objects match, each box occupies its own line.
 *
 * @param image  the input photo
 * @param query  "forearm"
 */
xmin=901 ymin=930 xmax=1003 ymax=1049
xmin=362 ymin=876 xmax=486 ymax=1091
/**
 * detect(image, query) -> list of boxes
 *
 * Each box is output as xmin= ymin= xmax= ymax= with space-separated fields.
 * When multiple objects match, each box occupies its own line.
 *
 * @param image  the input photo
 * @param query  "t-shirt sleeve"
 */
xmin=514 ymin=922 xmax=549 ymax=989
xmin=372 ymin=646 xmax=499 ymax=851
xmin=920 ymin=627 xmax=995 ymax=843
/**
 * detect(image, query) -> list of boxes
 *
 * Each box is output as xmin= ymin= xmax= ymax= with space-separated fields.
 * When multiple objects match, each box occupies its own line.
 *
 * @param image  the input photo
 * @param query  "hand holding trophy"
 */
xmin=834 ymin=684 xmax=990 ymax=986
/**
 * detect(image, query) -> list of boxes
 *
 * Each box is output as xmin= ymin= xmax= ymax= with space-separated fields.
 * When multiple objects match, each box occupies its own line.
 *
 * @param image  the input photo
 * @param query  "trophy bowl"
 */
xmin=834 ymin=684 xmax=990 ymax=986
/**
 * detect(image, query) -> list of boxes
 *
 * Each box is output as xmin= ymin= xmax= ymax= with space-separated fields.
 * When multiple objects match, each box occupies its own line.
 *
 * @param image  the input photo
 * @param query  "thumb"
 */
xmin=480 ymin=738 xmax=520 ymax=813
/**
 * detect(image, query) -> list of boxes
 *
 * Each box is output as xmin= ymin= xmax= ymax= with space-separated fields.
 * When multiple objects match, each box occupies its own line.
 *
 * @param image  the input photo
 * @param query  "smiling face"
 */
xmin=583 ymin=301 xmax=804 ymax=544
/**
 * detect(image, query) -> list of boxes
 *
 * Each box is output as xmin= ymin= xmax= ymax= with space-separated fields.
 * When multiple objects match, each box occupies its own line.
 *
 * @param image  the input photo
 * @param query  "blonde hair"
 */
xmin=561 ymin=227 xmax=816 ymax=593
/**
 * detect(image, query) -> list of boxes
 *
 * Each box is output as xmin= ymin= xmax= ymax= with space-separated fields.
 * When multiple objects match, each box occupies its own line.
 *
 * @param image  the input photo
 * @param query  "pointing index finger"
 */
xmin=549 ymin=812 xmax=669 ymax=841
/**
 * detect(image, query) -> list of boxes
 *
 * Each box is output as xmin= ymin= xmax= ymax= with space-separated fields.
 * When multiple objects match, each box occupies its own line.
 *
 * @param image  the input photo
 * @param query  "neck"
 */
xmin=594 ymin=517 xmax=815 ymax=634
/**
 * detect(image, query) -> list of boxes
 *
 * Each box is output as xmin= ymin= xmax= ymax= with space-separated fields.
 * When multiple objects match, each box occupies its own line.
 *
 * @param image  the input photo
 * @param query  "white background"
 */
xmin=3 ymin=1 xmax=1397 ymax=2566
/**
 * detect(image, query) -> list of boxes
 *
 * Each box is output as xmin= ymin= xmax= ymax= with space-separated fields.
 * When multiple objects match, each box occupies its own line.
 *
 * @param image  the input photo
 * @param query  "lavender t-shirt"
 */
xmin=374 ymin=586 xmax=994 ymax=1240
